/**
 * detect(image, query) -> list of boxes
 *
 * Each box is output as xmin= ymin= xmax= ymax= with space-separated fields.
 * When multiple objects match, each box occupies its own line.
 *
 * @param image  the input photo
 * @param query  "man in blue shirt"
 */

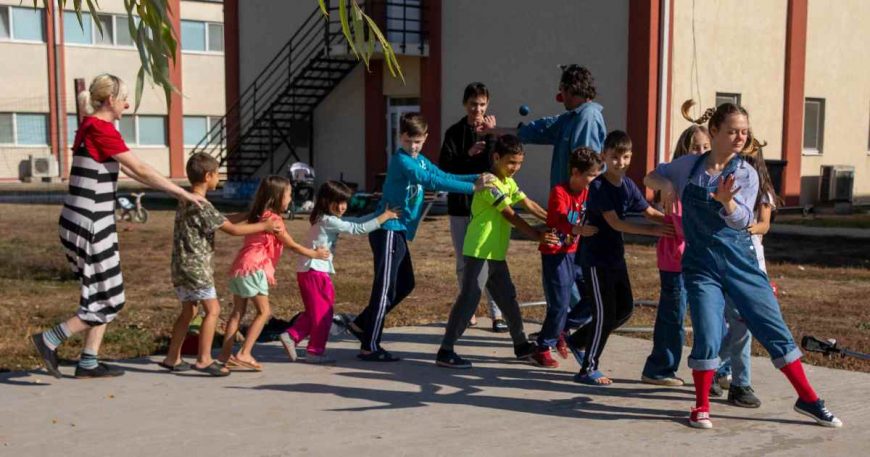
xmin=515 ymin=65 xmax=608 ymax=338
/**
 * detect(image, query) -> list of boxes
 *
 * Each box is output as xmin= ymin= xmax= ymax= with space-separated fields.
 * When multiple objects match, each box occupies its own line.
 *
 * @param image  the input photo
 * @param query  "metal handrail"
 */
xmin=191 ymin=0 xmax=427 ymax=178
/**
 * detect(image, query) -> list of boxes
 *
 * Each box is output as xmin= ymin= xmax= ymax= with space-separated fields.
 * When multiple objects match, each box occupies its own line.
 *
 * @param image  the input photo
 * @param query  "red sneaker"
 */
xmin=531 ymin=349 xmax=559 ymax=368
xmin=556 ymin=333 xmax=570 ymax=359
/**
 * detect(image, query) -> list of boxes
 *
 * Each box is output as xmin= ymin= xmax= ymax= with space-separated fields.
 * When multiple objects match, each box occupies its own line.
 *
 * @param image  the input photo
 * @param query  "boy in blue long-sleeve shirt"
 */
xmin=350 ymin=113 xmax=493 ymax=361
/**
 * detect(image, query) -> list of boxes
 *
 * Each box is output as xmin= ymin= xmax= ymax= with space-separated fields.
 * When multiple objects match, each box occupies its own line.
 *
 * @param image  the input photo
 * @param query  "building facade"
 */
xmin=0 ymin=0 xmax=225 ymax=181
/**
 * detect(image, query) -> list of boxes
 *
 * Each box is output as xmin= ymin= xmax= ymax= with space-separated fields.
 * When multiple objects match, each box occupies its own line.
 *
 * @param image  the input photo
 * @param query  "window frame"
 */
xmin=0 ymin=112 xmax=50 ymax=147
xmin=62 ymin=12 xmax=138 ymax=49
xmin=114 ymin=115 xmax=167 ymax=147
xmin=802 ymin=97 xmax=825 ymax=156
xmin=715 ymin=92 xmax=742 ymax=107
xmin=181 ymin=19 xmax=224 ymax=54
xmin=1 ymin=6 xmax=47 ymax=44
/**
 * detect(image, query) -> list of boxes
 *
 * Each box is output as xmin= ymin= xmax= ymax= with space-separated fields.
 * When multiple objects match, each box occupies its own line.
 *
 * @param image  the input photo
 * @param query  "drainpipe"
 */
xmin=52 ymin=6 xmax=65 ymax=178
xmin=656 ymin=0 xmax=671 ymax=165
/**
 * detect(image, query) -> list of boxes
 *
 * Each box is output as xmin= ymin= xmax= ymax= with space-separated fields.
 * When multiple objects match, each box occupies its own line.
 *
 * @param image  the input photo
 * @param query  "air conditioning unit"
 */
xmin=29 ymin=154 xmax=59 ymax=179
xmin=818 ymin=165 xmax=854 ymax=203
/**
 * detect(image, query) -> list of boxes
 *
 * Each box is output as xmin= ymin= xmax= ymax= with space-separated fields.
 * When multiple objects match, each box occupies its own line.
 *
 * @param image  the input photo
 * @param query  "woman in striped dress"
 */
xmin=31 ymin=74 xmax=205 ymax=379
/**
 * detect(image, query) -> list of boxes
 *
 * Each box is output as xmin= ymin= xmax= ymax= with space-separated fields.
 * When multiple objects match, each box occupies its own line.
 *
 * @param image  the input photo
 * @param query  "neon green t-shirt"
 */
xmin=462 ymin=176 xmax=527 ymax=260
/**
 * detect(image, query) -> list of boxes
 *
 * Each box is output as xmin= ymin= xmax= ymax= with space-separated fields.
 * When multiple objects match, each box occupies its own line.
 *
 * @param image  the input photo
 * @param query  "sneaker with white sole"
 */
xmin=278 ymin=332 xmax=298 ymax=362
xmin=794 ymin=399 xmax=843 ymax=428
xmin=689 ymin=407 xmax=713 ymax=429
xmin=641 ymin=375 xmax=685 ymax=387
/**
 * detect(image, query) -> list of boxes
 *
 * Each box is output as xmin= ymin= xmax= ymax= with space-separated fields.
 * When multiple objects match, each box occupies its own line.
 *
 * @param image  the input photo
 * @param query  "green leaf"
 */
xmin=134 ymin=66 xmax=145 ymax=112
xmin=86 ymin=0 xmax=102 ymax=35
xmin=362 ymin=13 xmax=405 ymax=83
xmin=350 ymin=4 xmax=368 ymax=68
xmin=338 ymin=0 xmax=358 ymax=57
xmin=317 ymin=0 xmax=328 ymax=17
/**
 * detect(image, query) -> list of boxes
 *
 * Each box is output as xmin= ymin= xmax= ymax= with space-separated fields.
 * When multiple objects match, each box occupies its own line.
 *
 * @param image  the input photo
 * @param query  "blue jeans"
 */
xmin=538 ymin=253 xmax=582 ymax=349
xmin=642 ymin=270 xmax=687 ymax=380
xmin=716 ymin=298 xmax=752 ymax=387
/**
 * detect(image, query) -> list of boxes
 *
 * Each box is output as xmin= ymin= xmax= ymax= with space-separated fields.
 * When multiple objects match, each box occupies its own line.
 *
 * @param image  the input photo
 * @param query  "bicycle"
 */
xmin=115 ymin=192 xmax=149 ymax=224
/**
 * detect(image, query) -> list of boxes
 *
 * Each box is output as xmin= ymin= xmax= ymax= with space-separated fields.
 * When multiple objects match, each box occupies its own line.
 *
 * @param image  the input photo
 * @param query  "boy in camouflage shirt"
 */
xmin=160 ymin=153 xmax=279 ymax=376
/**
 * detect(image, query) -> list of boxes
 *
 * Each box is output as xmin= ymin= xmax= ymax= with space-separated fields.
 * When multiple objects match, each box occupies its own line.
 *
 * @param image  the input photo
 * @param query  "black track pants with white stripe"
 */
xmin=353 ymin=229 xmax=415 ymax=352
xmin=568 ymin=265 xmax=634 ymax=374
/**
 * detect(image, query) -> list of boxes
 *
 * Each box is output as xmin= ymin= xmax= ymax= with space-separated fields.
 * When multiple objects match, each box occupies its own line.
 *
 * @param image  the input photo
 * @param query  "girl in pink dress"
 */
xmin=218 ymin=176 xmax=329 ymax=370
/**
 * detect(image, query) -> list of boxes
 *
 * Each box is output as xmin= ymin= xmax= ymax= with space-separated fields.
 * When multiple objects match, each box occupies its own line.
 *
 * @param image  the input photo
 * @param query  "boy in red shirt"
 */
xmin=533 ymin=148 xmax=604 ymax=368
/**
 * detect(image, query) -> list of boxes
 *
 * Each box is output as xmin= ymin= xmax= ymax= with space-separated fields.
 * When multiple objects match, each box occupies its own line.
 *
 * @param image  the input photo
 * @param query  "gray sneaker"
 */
xmin=304 ymin=354 xmax=336 ymax=364
xmin=278 ymin=332 xmax=298 ymax=362
xmin=728 ymin=385 xmax=762 ymax=408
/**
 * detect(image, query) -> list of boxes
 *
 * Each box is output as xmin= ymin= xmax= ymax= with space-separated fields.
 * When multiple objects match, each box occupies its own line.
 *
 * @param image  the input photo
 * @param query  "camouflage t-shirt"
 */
xmin=171 ymin=200 xmax=227 ymax=289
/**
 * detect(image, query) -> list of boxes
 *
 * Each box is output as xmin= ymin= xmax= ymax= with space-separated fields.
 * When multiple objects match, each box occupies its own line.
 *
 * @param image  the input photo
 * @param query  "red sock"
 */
xmin=780 ymin=360 xmax=819 ymax=403
xmin=692 ymin=369 xmax=715 ymax=410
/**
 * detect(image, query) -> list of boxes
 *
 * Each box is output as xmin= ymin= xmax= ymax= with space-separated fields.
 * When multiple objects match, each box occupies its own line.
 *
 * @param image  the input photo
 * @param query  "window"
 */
xmin=207 ymin=23 xmax=223 ymax=52
xmin=63 ymin=12 xmax=138 ymax=47
xmin=137 ymin=116 xmax=167 ymax=146
xmin=181 ymin=20 xmax=223 ymax=52
xmin=183 ymin=116 xmax=223 ymax=146
xmin=803 ymin=98 xmax=825 ymax=154
xmin=0 ymin=8 xmax=9 ymax=40
xmin=184 ymin=116 xmax=208 ymax=146
xmin=96 ymin=14 xmax=114 ymax=46
xmin=63 ymin=11 xmax=93 ymax=44
xmin=0 ymin=114 xmax=13 ymax=143
xmin=16 ymin=114 xmax=49 ymax=145
xmin=117 ymin=117 xmax=136 ymax=142
xmin=113 ymin=115 xmax=166 ymax=146
xmin=0 ymin=113 xmax=49 ymax=145
xmin=715 ymin=92 xmax=741 ymax=107
xmin=0 ymin=6 xmax=46 ymax=42
xmin=67 ymin=114 xmax=79 ymax=146
xmin=386 ymin=0 xmax=421 ymax=45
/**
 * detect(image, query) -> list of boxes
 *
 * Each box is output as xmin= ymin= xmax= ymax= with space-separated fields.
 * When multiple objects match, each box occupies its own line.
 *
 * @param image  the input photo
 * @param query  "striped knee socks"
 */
xmin=42 ymin=323 xmax=71 ymax=350
xmin=78 ymin=348 xmax=99 ymax=370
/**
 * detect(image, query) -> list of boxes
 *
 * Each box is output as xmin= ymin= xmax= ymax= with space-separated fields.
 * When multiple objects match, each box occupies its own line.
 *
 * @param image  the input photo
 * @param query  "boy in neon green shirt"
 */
xmin=437 ymin=135 xmax=558 ymax=368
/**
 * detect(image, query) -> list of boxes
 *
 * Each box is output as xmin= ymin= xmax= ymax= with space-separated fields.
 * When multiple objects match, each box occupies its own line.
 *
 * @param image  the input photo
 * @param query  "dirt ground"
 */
xmin=1 ymin=203 xmax=868 ymax=373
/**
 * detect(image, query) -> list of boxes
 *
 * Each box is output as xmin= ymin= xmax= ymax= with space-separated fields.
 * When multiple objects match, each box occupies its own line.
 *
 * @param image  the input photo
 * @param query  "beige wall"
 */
xmin=670 ymin=0 xmax=787 ymax=161
xmin=803 ymin=0 xmax=870 ymax=202
xmin=383 ymin=55 xmax=420 ymax=98
xmin=182 ymin=53 xmax=226 ymax=115
xmin=441 ymin=0 xmax=629 ymax=202
xmin=312 ymin=66 xmax=366 ymax=187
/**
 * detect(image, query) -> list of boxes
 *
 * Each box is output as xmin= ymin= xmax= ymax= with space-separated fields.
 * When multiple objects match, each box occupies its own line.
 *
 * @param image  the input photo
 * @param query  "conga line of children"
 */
xmin=30 ymin=73 xmax=842 ymax=431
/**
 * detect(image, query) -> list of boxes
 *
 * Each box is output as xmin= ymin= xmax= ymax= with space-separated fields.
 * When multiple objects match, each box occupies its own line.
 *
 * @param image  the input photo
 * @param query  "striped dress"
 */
xmin=59 ymin=116 xmax=128 ymax=325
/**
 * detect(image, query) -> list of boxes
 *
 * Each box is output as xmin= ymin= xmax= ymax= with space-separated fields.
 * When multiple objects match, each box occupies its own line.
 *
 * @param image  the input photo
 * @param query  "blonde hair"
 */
xmin=77 ymin=74 xmax=127 ymax=115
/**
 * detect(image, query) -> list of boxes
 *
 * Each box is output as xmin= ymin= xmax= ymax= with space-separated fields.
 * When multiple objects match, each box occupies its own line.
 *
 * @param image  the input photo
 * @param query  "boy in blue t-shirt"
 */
xmin=349 ymin=113 xmax=494 ymax=361
xmin=569 ymin=130 xmax=675 ymax=385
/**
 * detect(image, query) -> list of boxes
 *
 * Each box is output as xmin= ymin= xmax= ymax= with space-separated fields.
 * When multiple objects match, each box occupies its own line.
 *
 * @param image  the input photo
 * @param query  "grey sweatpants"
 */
xmin=448 ymin=215 xmax=502 ymax=319
xmin=441 ymin=257 xmax=527 ymax=351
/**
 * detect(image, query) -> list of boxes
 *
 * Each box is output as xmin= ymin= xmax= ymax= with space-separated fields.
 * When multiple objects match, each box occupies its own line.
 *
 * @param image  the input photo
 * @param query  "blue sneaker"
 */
xmin=794 ymin=399 xmax=842 ymax=428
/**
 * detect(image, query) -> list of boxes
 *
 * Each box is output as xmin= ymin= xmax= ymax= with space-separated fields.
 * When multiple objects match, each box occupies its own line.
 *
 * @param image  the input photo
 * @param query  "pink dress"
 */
xmin=229 ymin=211 xmax=285 ymax=285
xmin=656 ymin=202 xmax=685 ymax=272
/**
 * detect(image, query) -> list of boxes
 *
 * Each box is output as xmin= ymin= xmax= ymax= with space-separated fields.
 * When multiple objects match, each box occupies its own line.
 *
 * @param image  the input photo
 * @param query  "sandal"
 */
xmin=158 ymin=360 xmax=192 ymax=372
xmin=193 ymin=361 xmax=231 ymax=377
xmin=226 ymin=355 xmax=262 ymax=371
xmin=356 ymin=349 xmax=400 ymax=362
xmin=574 ymin=370 xmax=612 ymax=386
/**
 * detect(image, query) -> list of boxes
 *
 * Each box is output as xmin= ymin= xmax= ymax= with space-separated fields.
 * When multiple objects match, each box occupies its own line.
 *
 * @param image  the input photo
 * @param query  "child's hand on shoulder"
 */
xmin=652 ymin=221 xmax=676 ymax=238
xmin=474 ymin=173 xmax=497 ymax=192
xmin=379 ymin=205 xmax=401 ymax=223
xmin=572 ymin=223 xmax=598 ymax=237
xmin=264 ymin=218 xmax=283 ymax=234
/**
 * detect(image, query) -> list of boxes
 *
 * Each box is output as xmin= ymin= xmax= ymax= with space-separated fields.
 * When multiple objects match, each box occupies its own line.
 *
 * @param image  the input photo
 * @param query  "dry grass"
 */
xmin=1 ymin=203 xmax=868 ymax=373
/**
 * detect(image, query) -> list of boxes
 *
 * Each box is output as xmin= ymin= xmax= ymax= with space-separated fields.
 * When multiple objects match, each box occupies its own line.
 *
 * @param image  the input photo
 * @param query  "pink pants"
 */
xmin=287 ymin=270 xmax=335 ymax=355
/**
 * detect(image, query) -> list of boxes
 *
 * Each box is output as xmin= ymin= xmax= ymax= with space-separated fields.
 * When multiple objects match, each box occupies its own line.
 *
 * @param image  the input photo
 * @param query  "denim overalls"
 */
xmin=681 ymin=152 xmax=802 ymax=371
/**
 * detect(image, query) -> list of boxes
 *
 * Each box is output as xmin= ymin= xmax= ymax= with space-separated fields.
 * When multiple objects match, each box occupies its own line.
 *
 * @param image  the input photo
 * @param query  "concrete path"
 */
xmin=2 ymin=320 xmax=867 ymax=457
xmin=770 ymin=223 xmax=870 ymax=239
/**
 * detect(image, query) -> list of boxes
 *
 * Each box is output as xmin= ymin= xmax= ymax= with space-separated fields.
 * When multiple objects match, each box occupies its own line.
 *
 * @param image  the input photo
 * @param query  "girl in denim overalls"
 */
xmin=644 ymin=103 xmax=841 ymax=430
